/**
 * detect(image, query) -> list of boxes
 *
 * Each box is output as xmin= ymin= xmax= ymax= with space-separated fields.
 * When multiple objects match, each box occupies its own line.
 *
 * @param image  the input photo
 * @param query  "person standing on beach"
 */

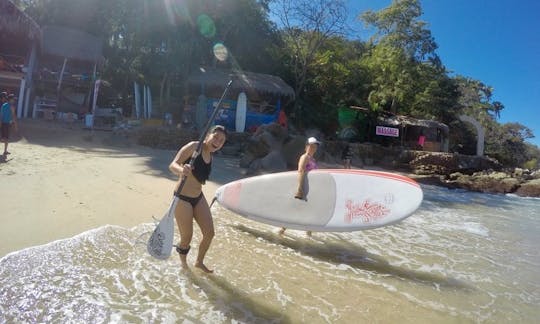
xmin=341 ymin=143 xmax=352 ymax=169
xmin=0 ymin=92 xmax=18 ymax=156
xmin=279 ymin=136 xmax=321 ymax=237
xmin=169 ymin=125 xmax=227 ymax=273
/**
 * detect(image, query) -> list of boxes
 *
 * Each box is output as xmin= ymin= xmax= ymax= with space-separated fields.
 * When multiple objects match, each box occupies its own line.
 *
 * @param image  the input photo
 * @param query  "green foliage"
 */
xmin=485 ymin=122 xmax=534 ymax=166
xmin=272 ymin=0 xmax=348 ymax=126
xmin=524 ymin=145 xmax=540 ymax=170
xmin=361 ymin=44 xmax=415 ymax=113
xmin=523 ymin=158 xmax=538 ymax=171
xmin=19 ymin=0 xmax=537 ymax=167
xmin=361 ymin=0 xmax=439 ymax=63
xmin=410 ymin=64 xmax=460 ymax=123
xmin=358 ymin=0 xmax=456 ymax=120
xmin=290 ymin=36 xmax=369 ymax=133
xmin=450 ymin=76 xmax=536 ymax=166
xmin=23 ymin=0 xmax=282 ymax=115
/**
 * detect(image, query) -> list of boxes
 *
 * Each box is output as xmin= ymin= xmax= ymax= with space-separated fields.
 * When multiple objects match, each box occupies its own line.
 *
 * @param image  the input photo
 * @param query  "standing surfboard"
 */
xmin=235 ymin=92 xmax=247 ymax=132
xmin=195 ymin=94 xmax=207 ymax=131
xmin=133 ymin=82 xmax=141 ymax=119
xmin=215 ymin=169 xmax=423 ymax=232
xmin=147 ymin=86 xmax=152 ymax=119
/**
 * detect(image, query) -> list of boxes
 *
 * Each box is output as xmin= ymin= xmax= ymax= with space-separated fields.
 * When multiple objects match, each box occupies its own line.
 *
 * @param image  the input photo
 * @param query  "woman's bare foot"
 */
xmin=278 ymin=227 xmax=286 ymax=235
xmin=179 ymin=254 xmax=189 ymax=269
xmin=195 ymin=261 xmax=214 ymax=273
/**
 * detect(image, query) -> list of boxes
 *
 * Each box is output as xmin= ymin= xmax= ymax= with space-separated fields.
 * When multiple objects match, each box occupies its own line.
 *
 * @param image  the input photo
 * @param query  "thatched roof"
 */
xmin=41 ymin=26 xmax=103 ymax=62
xmin=380 ymin=114 xmax=449 ymax=134
xmin=0 ymin=0 xmax=40 ymax=40
xmin=188 ymin=68 xmax=295 ymax=98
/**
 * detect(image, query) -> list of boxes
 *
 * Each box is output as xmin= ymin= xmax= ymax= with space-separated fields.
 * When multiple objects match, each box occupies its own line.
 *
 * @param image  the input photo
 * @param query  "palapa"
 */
xmin=188 ymin=68 xmax=295 ymax=98
xmin=0 ymin=0 xmax=41 ymax=40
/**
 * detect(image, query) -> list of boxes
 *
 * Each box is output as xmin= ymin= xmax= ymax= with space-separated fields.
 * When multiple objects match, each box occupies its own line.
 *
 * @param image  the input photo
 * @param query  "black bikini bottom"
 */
xmin=174 ymin=192 xmax=203 ymax=207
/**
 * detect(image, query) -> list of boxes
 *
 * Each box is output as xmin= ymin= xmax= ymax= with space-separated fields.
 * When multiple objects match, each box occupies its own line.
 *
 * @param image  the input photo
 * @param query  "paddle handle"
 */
xmin=175 ymin=77 xmax=235 ymax=195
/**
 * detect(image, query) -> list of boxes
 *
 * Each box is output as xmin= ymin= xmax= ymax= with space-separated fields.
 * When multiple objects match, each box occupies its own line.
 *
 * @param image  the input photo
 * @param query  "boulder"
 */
xmin=409 ymin=152 xmax=502 ymax=175
xmin=444 ymin=171 xmax=520 ymax=194
xmin=242 ymin=123 xmax=292 ymax=174
xmin=281 ymin=136 xmax=306 ymax=168
xmin=249 ymin=150 xmax=288 ymax=174
xmin=515 ymin=178 xmax=540 ymax=197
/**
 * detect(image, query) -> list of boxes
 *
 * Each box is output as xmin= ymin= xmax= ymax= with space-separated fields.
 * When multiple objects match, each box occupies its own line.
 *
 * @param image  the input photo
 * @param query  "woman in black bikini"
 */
xmin=169 ymin=125 xmax=227 ymax=273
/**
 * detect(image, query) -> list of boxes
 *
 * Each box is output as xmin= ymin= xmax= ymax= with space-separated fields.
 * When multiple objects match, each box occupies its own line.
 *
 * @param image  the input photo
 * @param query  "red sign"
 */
xmin=376 ymin=126 xmax=399 ymax=137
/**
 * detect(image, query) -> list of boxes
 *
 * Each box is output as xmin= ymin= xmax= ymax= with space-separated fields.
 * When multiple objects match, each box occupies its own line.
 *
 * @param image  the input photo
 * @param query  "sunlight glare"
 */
xmin=213 ymin=43 xmax=228 ymax=62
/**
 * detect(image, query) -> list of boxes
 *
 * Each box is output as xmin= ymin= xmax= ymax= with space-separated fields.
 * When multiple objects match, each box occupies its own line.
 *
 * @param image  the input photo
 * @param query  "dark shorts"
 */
xmin=174 ymin=192 xmax=204 ymax=207
xmin=1 ymin=123 xmax=9 ymax=139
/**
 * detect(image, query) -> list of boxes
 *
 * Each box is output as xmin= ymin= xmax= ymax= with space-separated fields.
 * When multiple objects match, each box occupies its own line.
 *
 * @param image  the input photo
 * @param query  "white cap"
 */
xmin=307 ymin=137 xmax=321 ymax=145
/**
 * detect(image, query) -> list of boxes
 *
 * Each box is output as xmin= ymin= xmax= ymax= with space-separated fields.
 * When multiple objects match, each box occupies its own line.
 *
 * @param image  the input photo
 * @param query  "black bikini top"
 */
xmin=184 ymin=153 xmax=211 ymax=184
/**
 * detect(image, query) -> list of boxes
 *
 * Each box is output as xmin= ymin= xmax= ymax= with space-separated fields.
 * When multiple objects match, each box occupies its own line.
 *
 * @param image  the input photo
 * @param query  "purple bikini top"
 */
xmin=305 ymin=157 xmax=318 ymax=171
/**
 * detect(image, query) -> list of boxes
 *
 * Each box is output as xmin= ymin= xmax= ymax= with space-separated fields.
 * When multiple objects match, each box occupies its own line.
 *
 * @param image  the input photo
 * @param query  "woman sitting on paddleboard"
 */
xmin=169 ymin=125 xmax=227 ymax=273
xmin=279 ymin=136 xmax=321 ymax=237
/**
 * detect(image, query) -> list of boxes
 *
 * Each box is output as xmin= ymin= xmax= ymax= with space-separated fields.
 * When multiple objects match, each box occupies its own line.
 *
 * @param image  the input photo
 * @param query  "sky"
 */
xmin=346 ymin=0 xmax=540 ymax=147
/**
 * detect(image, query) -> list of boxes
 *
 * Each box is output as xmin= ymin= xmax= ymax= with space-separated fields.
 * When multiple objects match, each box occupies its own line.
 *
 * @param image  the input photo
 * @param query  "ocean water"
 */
xmin=1 ymin=185 xmax=539 ymax=323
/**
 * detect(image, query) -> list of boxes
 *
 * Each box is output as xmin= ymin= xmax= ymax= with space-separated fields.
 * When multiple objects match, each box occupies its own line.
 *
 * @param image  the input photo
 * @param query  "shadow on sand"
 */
xmin=15 ymin=120 xmax=247 ymax=185
xmin=182 ymin=269 xmax=291 ymax=324
xmin=232 ymin=224 xmax=473 ymax=291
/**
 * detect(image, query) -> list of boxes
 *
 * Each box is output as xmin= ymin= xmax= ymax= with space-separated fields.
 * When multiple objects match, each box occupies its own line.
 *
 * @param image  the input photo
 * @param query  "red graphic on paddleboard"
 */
xmin=345 ymin=199 xmax=390 ymax=223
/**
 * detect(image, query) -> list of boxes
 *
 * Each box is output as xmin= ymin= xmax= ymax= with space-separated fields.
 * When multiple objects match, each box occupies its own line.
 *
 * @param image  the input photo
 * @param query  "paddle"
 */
xmin=147 ymin=75 xmax=235 ymax=260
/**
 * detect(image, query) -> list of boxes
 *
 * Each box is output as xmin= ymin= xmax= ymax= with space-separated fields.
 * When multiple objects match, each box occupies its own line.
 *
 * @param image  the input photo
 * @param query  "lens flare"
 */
xmin=197 ymin=14 xmax=216 ymax=38
xmin=213 ymin=43 xmax=228 ymax=62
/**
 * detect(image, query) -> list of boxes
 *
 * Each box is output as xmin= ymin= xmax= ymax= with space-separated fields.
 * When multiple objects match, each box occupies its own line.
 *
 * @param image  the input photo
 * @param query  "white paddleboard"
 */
xmin=235 ymin=92 xmax=247 ymax=132
xmin=215 ymin=169 xmax=423 ymax=231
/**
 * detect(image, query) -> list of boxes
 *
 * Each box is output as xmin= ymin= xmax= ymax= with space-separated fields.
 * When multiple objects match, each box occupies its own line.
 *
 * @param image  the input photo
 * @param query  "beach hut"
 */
xmin=340 ymin=106 xmax=449 ymax=152
xmin=376 ymin=113 xmax=449 ymax=152
xmin=32 ymin=25 xmax=104 ymax=120
xmin=185 ymin=68 xmax=295 ymax=132
xmin=0 ymin=0 xmax=41 ymax=118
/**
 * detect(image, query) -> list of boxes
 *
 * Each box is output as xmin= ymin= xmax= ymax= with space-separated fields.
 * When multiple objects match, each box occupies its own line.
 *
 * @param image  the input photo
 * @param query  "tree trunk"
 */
xmin=390 ymin=97 xmax=397 ymax=114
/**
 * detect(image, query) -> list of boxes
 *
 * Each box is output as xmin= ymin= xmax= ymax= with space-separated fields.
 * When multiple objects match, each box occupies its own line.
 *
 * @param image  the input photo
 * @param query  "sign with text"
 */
xmin=376 ymin=126 xmax=399 ymax=137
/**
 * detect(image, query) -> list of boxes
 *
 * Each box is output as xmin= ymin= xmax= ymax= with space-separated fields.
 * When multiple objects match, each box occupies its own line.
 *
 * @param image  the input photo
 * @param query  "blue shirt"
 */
xmin=1 ymin=102 xmax=13 ymax=123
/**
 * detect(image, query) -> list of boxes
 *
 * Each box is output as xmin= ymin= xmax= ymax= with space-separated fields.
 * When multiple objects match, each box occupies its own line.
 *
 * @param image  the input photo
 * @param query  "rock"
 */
xmin=282 ymin=136 xmax=306 ymax=168
xmin=444 ymin=171 xmax=520 ymax=194
xmin=513 ymin=168 xmax=525 ymax=178
xmin=409 ymin=152 xmax=502 ymax=176
xmin=239 ymin=152 xmax=256 ymax=168
xmin=448 ymin=172 xmax=463 ymax=180
xmin=252 ymin=150 xmax=287 ymax=174
xmin=220 ymin=144 xmax=242 ymax=156
xmin=515 ymin=178 xmax=540 ymax=197
xmin=242 ymin=123 xmax=293 ymax=174
xmin=409 ymin=152 xmax=459 ymax=175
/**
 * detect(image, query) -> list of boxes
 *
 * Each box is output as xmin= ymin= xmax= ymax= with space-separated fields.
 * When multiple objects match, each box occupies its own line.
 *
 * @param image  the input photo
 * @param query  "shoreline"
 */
xmin=1 ymin=119 xmax=536 ymax=257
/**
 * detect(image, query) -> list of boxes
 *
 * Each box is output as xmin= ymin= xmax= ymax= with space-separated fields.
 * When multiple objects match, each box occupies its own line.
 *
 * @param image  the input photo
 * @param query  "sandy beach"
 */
xmin=0 ymin=119 xmax=245 ymax=258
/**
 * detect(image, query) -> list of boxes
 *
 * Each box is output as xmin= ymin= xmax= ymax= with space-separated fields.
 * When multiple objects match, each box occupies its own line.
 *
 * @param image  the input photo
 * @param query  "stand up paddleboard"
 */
xmin=215 ymin=169 xmax=423 ymax=231
xmin=195 ymin=94 xmax=207 ymax=131
xmin=235 ymin=92 xmax=247 ymax=132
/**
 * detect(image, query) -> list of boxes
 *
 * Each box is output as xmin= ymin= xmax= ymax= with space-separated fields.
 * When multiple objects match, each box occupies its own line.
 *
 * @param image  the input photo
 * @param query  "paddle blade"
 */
xmin=147 ymin=202 xmax=176 ymax=260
